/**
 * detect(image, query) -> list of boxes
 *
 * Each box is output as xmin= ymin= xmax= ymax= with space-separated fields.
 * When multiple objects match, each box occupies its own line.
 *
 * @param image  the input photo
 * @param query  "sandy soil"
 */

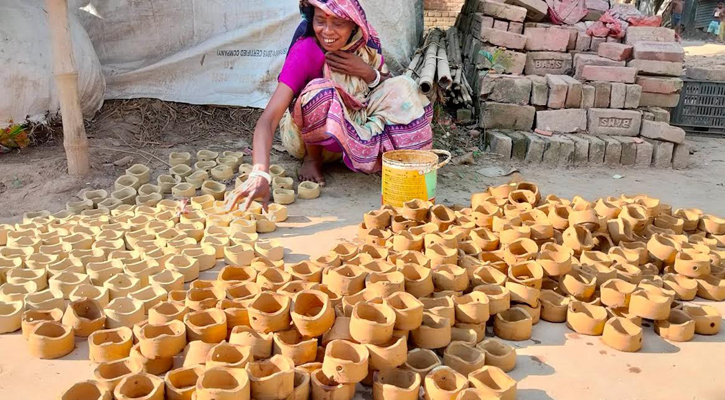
xmin=2 ymin=43 xmax=725 ymax=400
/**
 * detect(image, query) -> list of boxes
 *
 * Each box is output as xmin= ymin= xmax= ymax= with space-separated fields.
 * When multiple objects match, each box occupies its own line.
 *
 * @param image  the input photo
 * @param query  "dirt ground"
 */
xmin=2 ymin=43 xmax=725 ymax=400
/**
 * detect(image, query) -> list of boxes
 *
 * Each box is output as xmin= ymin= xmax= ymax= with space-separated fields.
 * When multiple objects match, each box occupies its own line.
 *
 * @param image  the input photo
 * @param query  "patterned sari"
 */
xmin=280 ymin=0 xmax=433 ymax=173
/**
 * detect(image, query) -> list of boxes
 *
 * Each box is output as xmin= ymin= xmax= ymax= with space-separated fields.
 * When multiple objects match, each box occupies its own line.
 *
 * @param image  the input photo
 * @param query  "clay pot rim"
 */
xmin=425 ymin=366 xmax=468 ymax=393
xmin=373 ymin=368 xmax=421 ymax=391
xmin=325 ymin=339 xmax=370 ymax=366
xmin=404 ymin=348 xmax=441 ymax=371
xmin=246 ymin=354 xmax=294 ymax=381
xmin=89 ymin=326 xmax=134 ymax=346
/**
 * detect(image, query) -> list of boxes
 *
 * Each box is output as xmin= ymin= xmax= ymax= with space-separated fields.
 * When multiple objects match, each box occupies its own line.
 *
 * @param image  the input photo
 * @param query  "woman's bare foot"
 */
xmin=298 ymin=144 xmax=326 ymax=186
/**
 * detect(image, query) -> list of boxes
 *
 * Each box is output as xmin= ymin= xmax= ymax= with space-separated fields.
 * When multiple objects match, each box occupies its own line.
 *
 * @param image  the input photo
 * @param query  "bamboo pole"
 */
xmin=405 ymin=52 xmax=423 ymax=79
xmin=418 ymin=30 xmax=442 ymax=95
xmin=436 ymin=45 xmax=452 ymax=90
xmin=46 ymin=0 xmax=90 ymax=176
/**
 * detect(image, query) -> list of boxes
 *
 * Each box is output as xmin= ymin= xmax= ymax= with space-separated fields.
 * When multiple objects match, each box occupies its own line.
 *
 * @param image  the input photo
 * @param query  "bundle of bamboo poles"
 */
xmin=405 ymin=28 xmax=472 ymax=107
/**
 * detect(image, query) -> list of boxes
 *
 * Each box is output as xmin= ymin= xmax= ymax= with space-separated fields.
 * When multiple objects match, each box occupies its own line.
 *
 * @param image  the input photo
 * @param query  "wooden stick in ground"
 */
xmin=419 ymin=30 xmax=442 ymax=95
xmin=46 ymin=0 xmax=90 ymax=176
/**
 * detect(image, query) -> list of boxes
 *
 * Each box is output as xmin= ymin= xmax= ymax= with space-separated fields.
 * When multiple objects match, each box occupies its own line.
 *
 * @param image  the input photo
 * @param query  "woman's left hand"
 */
xmin=326 ymin=51 xmax=377 ymax=84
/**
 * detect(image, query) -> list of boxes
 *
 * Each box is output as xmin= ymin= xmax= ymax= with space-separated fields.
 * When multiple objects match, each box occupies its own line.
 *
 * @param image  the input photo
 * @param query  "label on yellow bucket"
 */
xmin=382 ymin=167 xmax=437 ymax=208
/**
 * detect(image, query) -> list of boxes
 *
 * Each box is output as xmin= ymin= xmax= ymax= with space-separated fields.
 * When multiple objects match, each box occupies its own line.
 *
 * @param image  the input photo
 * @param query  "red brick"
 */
xmin=635 ymin=77 xmax=683 ymax=94
xmin=480 ymin=45 xmax=527 ymax=75
xmin=625 ymin=27 xmax=676 ymax=45
xmin=525 ymin=51 xmax=573 ymax=75
xmin=632 ymin=41 xmax=685 ymax=62
xmin=597 ymin=43 xmax=633 ymax=62
xmin=639 ymin=92 xmax=681 ymax=108
xmin=590 ymin=36 xmax=606 ymax=52
xmin=546 ymin=74 xmax=568 ymax=109
xmin=482 ymin=0 xmax=528 ymax=22
xmin=573 ymin=53 xmax=625 ymax=79
xmin=508 ymin=21 xmax=523 ymax=33
xmin=524 ymin=27 xmax=569 ymax=52
xmin=536 ymin=109 xmax=587 ymax=133
xmin=581 ymin=65 xmax=638 ymax=83
xmin=480 ymin=27 xmax=527 ymax=50
xmin=640 ymin=120 xmax=686 ymax=143
xmin=627 ymin=59 xmax=683 ymax=77
xmin=505 ymin=0 xmax=548 ymax=21
xmin=493 ymin=19 xmax=509 ymax=31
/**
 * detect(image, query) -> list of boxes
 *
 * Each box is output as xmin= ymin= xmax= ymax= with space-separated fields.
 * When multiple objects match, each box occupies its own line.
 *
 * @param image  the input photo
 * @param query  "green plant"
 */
xmin=478 ymin=49 xmax=511 ymax=77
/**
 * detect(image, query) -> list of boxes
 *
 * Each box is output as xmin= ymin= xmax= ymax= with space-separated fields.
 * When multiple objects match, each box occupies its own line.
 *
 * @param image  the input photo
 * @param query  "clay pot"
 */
xmin=310 ymin=368 xmax=355 ymax=400
xmin=138 ymin=320 xmax=186 ymax=359
xmin=371 ymin=368 xmax=420 ymax=400
xmin=426 ymin=244 xmax=458 ymax=268
xmin=322 ymin=340 xmax=370 ymax=383
xmin=378 ymin=292 xmax=422 ymax=332
xmin=269 ymin=329 xmax=315 ymax=366
xmin=474 ymin=284 xmax=510 ymax=315
xmin=164 ymin=365 xmax=203 ymax=400
xmin=476 ymin=338 xmax=516 ymax=372
xmin=566 ymin=301 xmax=607 ymax=336
xmin=673 ymin=251 xmax=711 ymax=278
xmin=696 ymin=275 xmax=725 ymax=301
xmin=104 ymin=274 xmax=141 ymax=300
xmin=103 ymin=297 xmax=144 ymax=328
xmin=184 ymin=308 xmax=228 ymax=343
xmin=396 ymin=264 xmax=432 ymax=298
xmin=200 ymin=180 xmax=226 ymax=201
xmin=662 ymin=273 xmax=698 ymax=301
xmin=186 ymin=287 xmax=225 ymax=311
xmin=598 ymin=278 xmax=635 ymax=308
xmin=699 ymin=214 xmax=725 ymax=235
xmin=647 ymin=234 xmax=678 ymax=264
xmin=559 ymin=269 xmax=596 ymax=302
xmin=192 ymin=367 xmax=250 ymax=400
xmin=562 ymin=225 xmax=594 ymax=255
xmin=298 ymin=181 xmax=321 ymax=199
xmin=681 ymin=304 xmax=721 ymax=335
xmin=21 ymin=308 xmax=63 ymax=339
xmin=86 ymin=326 xmax=133 ymax=363
xmin=431 ymin=265 xmax=469 ymax=292
xmin=230 ymin=325 xmax=273 ymax=359
xmin=247 ymin=292 xmax=291 ymax=333
xmin=468 ymin=366 xmax=516 ymax=400
xmin=629 ymin=288 xmax=672 ymax=320
xmin=323 ymin=265 xmax=367 ymax=296
xmin=349 ymin=302 xmax=395 ymax=345
xmin=442 ymin=342 xmax=485 ymax=377
xmin=94 ymin=357 xmax=144 ymax=391
xmin=0 ymin=300 xmax=23 ymax=333
xmin=62 ymin=298 xmax=106 ymax=337
xmin=451 ymin=292 xmax=489 ymax=324
xmin=419 ymin=296 xmax=455 ymax=322
xmin=60 ymin=380 xmax=112 ymax=400
xmin=254 ymin=239 xmax=285 ymax=262
xmin=203 ymin=341 xmax=253 ymax=369
xmin=493 ymin=308 xmax=532 ymax=341
xmin=110 ymin=187 xmax=137 ymax=206
xmin=655 ymin=309 xmax=696 ymax=342
xmin=66 ymin=198 xmax=95 ymax=214
xmin=423 ymin=366 xmax=468 ymax=400
xmin=113 ymin=372 xmax=164 ymax=400
xmin=27 ymin=321 xmax=75 ymax=359
xmin=172 ymin=183 xmax=196 ymax=199
xmin=247 ymin=354 xmax=295 ymax=400
xmin=129 ymin=343 xmax=173 ymax=375
xmin=411 ymin=312 xmax=451 ymax=349
xmin=0 ymin=281 xmax=38 ymax=303
xmin=602 ymin=317 xmax=643 ymax=352
xmin=537 ymin=289 xmax=568 ymax=323
xmin=290 ymin=290 xmax=334 ymax=337
xmin=536 ymin=243 xmax=572 ymax=277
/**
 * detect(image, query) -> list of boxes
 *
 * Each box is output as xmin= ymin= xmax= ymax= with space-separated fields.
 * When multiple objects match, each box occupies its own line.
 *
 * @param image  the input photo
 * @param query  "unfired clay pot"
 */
xmin=366 ymin=334 xmax=408 ymax=371
xmin=27 ymin=321 xmax=75 ymax=359
xmin=104 ymin=297 xmax=146 ymax=329
xmin=0 ymin=300 xmax=23 ymax=333
xmin=164 ymin=365 xmax=203 ymax=400
xmin=372 ymin=368 xmax=421 ymax=400
xmin=88 ymin=327 xmax=134 ymax=363
xmin=271 ymin=329 xmax=317 ymax=366
xmin=206 ymin=341 xmax=253 ymax=369
xmin=566 ymin=301 xmax=607 ymax=336
xmin=696 ymin=275 xmax=725 ymax=301
xmin=298 ymin=181 xmax=321 ymax=200
xmin=323 ymin=339 xmax=370 ymax=384
xmin=62 ymin=298 xmax=106 ymax=337
xmin=468 ymin=365 xmax=517 ymax=400
xmin=600 ymin=279 xmax=637 ymax=308
xmin=559 ymin=269 xmax=597 ymax=302
xmin=423 ymin=366 xmax=467 ymax=400
xmin=654 ymin=309 xmax=696 ymax=342
xmin=184 ymin=308 xmax=228 ymax=343
xmin=229 ymin=325 xmax=273 ymax=360
xmin=21 ymin=308 xmax=64 ymax=339
xmin=290 ymin=290 xmax=335 ymax=337
xmin=411 ymin=312 xmax=451 ymax=350
xmin=310 ymin=368 xmax=355 ymax=400
xmin=494 ymin=308 xmax=532 ymax=341
xmin=453 ymin=292 xmax=490 ymax=324
xmin=443 ymin=342 xmax=486 ymax=377
xmin=113 ymin=372 xmax=164 ymax=400
xmin=602 ymin=317 xmax=643 ymax=352
xmin=538 ymin=289 xmax=569 ymax=323
xmin=138 ymin=320 xmax=187 ymax=359
xmin=350 ymin=302 xmax=395 ymax=345
xmin=59 ymin=380 xmax=112 ymax=400
xmin=245 ymin=292 xmax=290 ymax=334
xmin=473 ymin=284 xmax=510 ymax=315
xmin=398 ymin=263 xmax=434 ymax=298
xmin=628 ymin=288 xmax=672 ymax=320
xmin=246 ymin=354 xmax=295 ymax=400
xmin=476 ymin=338 xmax=516 ymax=372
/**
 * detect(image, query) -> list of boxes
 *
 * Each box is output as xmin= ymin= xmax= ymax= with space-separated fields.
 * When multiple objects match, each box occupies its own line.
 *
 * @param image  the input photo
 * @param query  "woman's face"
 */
xmin=312 ymin=7 xmax=357 ymax=52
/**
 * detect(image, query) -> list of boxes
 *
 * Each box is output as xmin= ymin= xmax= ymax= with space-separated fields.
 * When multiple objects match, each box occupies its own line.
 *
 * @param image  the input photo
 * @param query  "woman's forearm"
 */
xmin=251 ymin=121 xmax=273 ymax=172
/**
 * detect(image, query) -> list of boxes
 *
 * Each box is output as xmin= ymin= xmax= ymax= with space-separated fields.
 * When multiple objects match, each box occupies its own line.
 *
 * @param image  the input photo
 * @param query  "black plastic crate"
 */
xmin=671 ymin=77 xmax=725 ymax=136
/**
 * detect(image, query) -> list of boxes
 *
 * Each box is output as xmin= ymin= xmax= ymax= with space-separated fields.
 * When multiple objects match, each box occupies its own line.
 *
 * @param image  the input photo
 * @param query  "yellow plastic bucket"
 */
xmin=381 ymin=149 xmax=451 ymax=208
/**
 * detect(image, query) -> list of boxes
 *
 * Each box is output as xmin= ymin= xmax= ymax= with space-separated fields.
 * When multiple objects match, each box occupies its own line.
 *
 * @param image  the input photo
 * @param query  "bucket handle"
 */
xmin=430 ymin=149 xmax=452 ymax=170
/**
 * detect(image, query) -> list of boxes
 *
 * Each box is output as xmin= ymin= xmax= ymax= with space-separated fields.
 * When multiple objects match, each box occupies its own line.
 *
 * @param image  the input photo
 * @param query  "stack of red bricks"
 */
xmin=452 ymin=0 xmax=690 ymax=169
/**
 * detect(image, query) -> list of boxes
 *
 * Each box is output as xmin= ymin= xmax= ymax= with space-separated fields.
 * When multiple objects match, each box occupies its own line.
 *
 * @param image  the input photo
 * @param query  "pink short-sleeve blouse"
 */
xmin=278 ymin=37 xmax=326 ymax=96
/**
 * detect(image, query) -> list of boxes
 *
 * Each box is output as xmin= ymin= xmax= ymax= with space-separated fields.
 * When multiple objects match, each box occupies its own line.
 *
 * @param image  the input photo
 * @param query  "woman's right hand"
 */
xmin=223 ymin=176 xmax=270 ymax=213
